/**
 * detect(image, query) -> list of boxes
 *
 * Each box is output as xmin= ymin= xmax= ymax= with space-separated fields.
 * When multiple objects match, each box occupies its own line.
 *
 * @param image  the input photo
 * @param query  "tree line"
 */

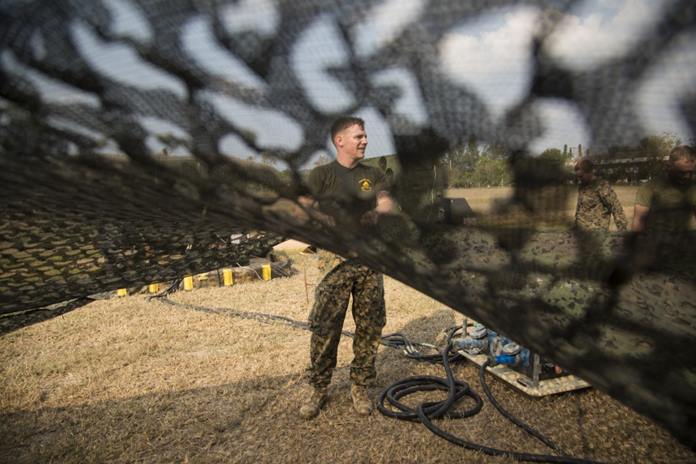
xmin=445 ymin=132 xmax=686 ymax=188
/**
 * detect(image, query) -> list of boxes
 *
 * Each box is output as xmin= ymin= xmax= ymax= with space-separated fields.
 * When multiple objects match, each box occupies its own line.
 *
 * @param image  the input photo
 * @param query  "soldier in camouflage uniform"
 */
xmin=574 ymin=159 xmax=628 ymax=231
xmin=632 ymin=145 xmax=695 ymax=233
xmin=298 ymin=116 xmax=395 ymax=419
xmin=630 ymin=146 xmax=695 ymax=271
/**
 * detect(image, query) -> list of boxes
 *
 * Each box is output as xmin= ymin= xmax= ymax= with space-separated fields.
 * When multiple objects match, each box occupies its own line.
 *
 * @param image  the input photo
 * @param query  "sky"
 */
xmin=3 ymin=0 xmax=694 ymax=163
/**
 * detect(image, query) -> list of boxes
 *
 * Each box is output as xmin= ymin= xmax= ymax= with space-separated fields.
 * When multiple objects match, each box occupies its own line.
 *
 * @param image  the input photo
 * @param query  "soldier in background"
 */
xmin=298 ymin=116 xmax=396 ymax=419
xmin=632 ymin=145 xmax=696 ymax=233
xmin=574 ymin=158 xmax=628 ymax=231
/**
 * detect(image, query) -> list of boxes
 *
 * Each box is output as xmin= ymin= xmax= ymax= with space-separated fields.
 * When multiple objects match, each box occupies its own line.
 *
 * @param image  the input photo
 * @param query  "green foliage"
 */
xmin=639 ymin=132 xmax=680 ymax=158
xmin=484 ymin=141 xmax=507 ymax=160
xmin=443 ymin=132 xmax=682 ymax=187
xmin=447 ymin=152 xmax=511 ymax=188
xmin=596 ymin=132 xmax=681 ymax=182
xmin=471 ymin=156 xmax=512 ymax=186
xmin=539 ymin=148 xmax=566 ymax=163
xmin=444 ymin=138 xmax=513 ymax=187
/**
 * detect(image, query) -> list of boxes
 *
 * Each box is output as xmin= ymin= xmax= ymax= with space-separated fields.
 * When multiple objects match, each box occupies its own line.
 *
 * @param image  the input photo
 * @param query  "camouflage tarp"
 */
xmin=1 ymin=0 xmax=695 ymax=450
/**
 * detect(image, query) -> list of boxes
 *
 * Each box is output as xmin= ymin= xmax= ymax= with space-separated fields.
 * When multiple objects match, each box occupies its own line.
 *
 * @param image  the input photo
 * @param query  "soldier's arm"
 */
xmin=360 ymin=191 xmax=396 ymax=226
xmin=602 ymin=186 xmax=628 ymax=231
xmin=264 ymin=171 xmax=332 ymax=226
xmin=373 ymin=166 xmax=398 ymax=215
xmin=297 ymin=194 xmax=336 ymax=227
xmin=631 ymin=184 xmax=652 ymax=232
xmin=271 ymin=170 xmax=317 ymax=224
xmin=298 ymin=195 xmax=316 ymax=209
xmin=632 ymin=204 xmax=649 ymax=232
xmin=297 ymin=167 xmax=336 ymax=226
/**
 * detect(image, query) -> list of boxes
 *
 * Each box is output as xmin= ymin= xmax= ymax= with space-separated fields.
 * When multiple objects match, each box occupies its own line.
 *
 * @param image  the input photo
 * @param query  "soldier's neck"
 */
xmin=336 ymin=155 xmax=359 ymax=169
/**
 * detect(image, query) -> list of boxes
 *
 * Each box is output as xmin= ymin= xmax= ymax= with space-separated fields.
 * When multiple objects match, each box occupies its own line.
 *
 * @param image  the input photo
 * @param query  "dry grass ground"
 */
xmin=2 ymin=186 xmax=694 ymax=463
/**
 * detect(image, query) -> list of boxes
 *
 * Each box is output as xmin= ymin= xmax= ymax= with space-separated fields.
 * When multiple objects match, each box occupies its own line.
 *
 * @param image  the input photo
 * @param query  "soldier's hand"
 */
xmin=263 ymin=198 xmax=309 ymax=225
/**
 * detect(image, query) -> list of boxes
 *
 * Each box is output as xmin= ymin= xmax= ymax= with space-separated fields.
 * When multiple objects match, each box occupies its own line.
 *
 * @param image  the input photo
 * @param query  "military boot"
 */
xmin=299 ymin=387 xmax=327 ymax=419
xmin=350 ymin=384 xmax=373 ymax=416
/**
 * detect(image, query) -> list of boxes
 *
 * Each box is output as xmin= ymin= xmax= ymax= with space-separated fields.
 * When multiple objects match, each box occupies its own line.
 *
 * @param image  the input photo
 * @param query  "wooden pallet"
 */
xmin=458 ymin=350 xmax=591 ymax=397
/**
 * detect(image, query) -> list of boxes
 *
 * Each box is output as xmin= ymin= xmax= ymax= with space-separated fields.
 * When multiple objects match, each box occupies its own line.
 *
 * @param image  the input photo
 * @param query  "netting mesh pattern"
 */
xmin=1 ymin=0 xmax=695 ymax=449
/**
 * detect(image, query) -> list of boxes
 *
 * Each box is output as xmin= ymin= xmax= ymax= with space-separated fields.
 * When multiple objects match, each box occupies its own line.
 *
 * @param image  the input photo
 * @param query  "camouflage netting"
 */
xmin=1 ymin=0 xmax=695 ymax=450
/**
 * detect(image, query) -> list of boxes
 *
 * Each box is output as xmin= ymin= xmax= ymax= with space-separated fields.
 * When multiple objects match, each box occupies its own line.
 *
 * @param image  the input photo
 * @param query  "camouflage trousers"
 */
xmin=306 ymin=260 xmax=386 ymax=389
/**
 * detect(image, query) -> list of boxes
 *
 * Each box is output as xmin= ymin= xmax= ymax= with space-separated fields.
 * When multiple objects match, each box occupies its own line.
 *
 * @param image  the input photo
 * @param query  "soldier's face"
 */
xmin=668 ymin=158 xmax=694 ymax=186
xmin=336 ymin=124 xmax=367 ymax=162
xmin=574 ymin=166 xmax=593 ymax=184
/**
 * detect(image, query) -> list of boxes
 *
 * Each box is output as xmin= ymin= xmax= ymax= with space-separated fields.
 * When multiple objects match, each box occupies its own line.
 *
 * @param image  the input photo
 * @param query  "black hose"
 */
xmin=157 ymin=298 xmax=602 ymax=463
xmin=377 ymin=327 xmax=603 ymax=464
xmin=159 ymin=298 xmax=442 ymax=353
xmin=479 ymin=359 xmax=565 ymax=455
xmin=148 ymin=278 xmax=182 ymax=300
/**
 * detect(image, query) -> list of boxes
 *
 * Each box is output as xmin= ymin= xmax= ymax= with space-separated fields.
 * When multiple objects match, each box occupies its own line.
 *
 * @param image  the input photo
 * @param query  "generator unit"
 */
xmin=452 ymin=321 xmax=590 ymax=396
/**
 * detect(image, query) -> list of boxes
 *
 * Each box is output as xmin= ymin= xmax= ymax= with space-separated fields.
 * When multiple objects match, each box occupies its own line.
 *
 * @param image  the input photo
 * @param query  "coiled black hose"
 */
xmin=157 ymin=298 xmax=601 ymax=463
xmin=377 ymin=327 xmax=603 ymax=464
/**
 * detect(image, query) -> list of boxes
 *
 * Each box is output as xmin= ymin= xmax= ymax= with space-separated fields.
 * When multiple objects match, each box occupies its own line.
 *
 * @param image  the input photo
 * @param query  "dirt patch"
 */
xmin=1 ymin=253 xmax=693 ymax=463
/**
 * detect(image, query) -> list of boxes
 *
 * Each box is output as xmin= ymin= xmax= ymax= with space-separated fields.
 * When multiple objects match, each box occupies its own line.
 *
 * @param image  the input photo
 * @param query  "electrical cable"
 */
xmin=149 ymin=278 xmax=182 ymax=300
xmin=159 ymin=298 xmax=448 ymax=353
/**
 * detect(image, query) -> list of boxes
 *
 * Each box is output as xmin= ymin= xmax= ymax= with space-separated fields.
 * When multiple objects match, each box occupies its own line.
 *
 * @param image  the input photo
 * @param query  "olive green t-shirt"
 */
xmin=307 ymin=160 xmax=386 ymax=220
xmin=635 ymin=178 xmax=696 ymax=232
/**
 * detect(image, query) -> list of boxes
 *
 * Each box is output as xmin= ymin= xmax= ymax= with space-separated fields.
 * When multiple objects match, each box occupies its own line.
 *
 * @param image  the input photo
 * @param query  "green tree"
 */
xmin=469 ymin=156 xmax=511 ymax=187
xmin=450 ymin=136 xmax=480 ymax=171
xmin=639 ymin=132 xmax=680 ymax=158
xmin=539 ymin=148 xmax=569 ymax=164
xmin=483 ymin=141 xmax=507 ymax=160
xmin=446 ymin=139 xmax=512 ymax=187
xmin=639 ymin=132 xmax=680 ymax=178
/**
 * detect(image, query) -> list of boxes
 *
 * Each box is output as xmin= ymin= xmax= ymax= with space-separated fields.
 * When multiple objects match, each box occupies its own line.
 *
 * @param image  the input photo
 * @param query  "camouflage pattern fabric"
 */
xmin=574 ymin=179 xmax=628 ymax=231
xmin=317 ymin=249 xmax=345 ymax=273
xmin=1 ymin=0 xmax=696 ymax=450
xmin=306 ymin=261 xmax=386 ymax=388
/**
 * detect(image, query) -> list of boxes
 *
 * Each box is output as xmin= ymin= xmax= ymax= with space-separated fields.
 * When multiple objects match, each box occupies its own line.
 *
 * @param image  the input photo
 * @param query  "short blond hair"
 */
xmin=330 ymin=116 xmax=364 ymax=144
